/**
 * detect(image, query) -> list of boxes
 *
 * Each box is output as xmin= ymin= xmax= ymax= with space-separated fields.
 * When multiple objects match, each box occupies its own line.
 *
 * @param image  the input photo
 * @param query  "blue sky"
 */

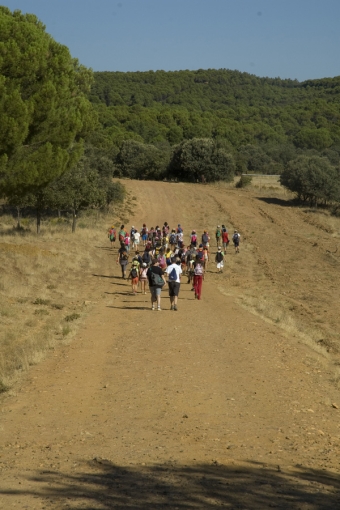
xmin=2 ymin=0 xmax=340 ymax=81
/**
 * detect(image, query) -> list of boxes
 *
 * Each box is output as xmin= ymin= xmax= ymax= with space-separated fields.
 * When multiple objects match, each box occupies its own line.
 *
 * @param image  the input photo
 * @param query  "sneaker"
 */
xmin=151 ymin=306 xmax=155 ymax=311
xmin=174 ymin=305 xmax=178 ymax=311
xmin=157 ymin=307 xmax=161 ymax=311
xmin=170 ymin=305 xmax=174 ymax=310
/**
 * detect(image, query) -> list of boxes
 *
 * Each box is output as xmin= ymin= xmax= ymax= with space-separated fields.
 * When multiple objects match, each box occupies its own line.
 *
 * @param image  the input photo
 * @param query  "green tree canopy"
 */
xmin=0 ymin=7 xmax=96 ymax=196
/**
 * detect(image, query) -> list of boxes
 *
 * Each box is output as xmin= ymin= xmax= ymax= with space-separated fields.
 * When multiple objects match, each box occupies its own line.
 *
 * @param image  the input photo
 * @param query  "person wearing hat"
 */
xmin=232 ymin=230 xmax=241 ymax=254
xmin=128 ymin=259 xmax=140 ymax=295
xmin=215 ymin=225 xmax=222 ymax=247
xmin=139 ymin=262 xmax=149 ymax=295
xmin=215 ymin=247 xmax=225 ymax=273
xmin=108 ymin=225 xmax=116 ymax=249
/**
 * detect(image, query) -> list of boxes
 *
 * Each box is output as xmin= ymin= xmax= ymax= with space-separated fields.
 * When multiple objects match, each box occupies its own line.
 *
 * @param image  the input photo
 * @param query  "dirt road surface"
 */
xmin=1 ymin=181 xmax=340 ymax=509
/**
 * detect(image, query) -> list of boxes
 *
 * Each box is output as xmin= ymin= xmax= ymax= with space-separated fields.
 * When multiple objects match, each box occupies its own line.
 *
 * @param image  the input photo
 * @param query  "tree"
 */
xmin=116 ymin=140 xmax=169 ymax=180
xmin=0 ymin=7 xmax=96 ymax=197
xmin=280 ymin=155 xmax=340 ymax=205
xmin=168 ymin=138 xmax=235 ymax=182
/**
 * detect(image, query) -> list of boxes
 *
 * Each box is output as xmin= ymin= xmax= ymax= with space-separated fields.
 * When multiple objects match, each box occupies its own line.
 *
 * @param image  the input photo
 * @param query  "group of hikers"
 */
xmin=107 ymin=223 xmax=241 ymax=310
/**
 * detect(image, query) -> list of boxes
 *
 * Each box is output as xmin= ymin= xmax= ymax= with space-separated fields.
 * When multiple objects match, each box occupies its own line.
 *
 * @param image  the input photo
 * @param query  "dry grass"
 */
xmin=0 ymin=206 xmax=124 ymax=392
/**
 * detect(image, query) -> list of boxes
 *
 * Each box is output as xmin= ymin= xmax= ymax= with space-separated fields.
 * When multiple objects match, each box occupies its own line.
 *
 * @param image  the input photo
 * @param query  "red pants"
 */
xmin=193 ymin=275 xmax=203 ymax=300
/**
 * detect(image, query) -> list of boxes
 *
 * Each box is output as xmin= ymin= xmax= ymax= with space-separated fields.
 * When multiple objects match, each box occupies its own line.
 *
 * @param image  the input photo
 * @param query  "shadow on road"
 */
xmin=2 ymin=460 xmax=339 ymax=509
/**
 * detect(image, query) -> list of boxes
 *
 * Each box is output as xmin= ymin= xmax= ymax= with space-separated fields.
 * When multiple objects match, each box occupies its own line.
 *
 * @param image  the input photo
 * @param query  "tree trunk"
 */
xmin=36 ymin=209 xmax=41 ymax=235
xmin=72 ymin=209 xmax=77 ymax=233
xmin=16 ymin=206 xmax=21 ymax=230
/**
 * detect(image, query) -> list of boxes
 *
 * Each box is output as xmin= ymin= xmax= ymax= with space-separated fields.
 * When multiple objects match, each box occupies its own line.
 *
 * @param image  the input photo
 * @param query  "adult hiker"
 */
xmin=139 ymin=262 xmax=148 ymax=295
xmin=203 ymin=245 xmax=209 ymax=271
xmin=147 ymin=258 xmax=166 ymax=311
xmin=165 ymin=257 xmax=182 ymax=311
xmin=196 ymin=244 xmax=204 ymax=265
xmin=215 ymin=225 xmax=222 ymax=247
xmin=190 ymin=230 xmax=197 ymax=248
xmin=128 ymin=259 xmax=140 ymax=295
xmin=202 ymin=230 xmax=210 ymax=247
xmin=124 ymin=232 xmax=131 ymax=252
xmin=232 ymin=230 xmax=241 ymax=254
xmin=118 ymin=224 xmax=126 ymax=244
xmin=142 ymin=247 xmax=152 ymax=267
xmin=215 ymin=247 xmax=225 ymax=273
xmin=116 ymin=243 xmax=129 ymax=279
xmin=222 ymin=227 xmax=229 ymax=251
xmin=108 ymin=225 xmax=116 ymax=248
xmin=141 ymin=224 xmax=148 ymax=246
xmin=169 ymin=230 xmax=177 ymax=250
xmin=193 ymin=256 xmax=204 ymax=300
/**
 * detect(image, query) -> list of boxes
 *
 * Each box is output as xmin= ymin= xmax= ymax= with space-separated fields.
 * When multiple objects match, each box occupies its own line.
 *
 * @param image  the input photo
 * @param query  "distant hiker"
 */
xmin=116 ymin=243 xmax=129 ymax=279
xmin=165 ymin=257 xmax=182 ymax=311
xmin=141 ymin=224 xmax=148 ymax=246
xmin=193 ymin=256 xmax=204 ymax=300
xmin=139 ymin=262 xmax=148 ymax=295
xmin=177 ymin=224 xmax=183 ymax=234
xmin=124 ymin=233 xmax=131 ymax=252
xmin=119 ymin=225 xmax=126 ymax=244
xmin=190 ymin=230 xmax=197 ymax=248
xmin=222 ymin=227 xmax=229 ymax=251
xmin=187 ymin=253 xmax=195 ymax=286
xmin=147 ymin=258 xmax=166 ymax=311
xmin=202 ymin=230 xmax=210 ymax=247
xmin=203 ymin=245 xmax=209 ymax=271
xmin=232 ymin=230 xmax=241 ymax=254
xmin=169 ymin=230 xmax=177 ymax=250
xmin=128 ymin=260 xmax=140 ymax=295
xmin=134 ymin=250 xmax=143 ymax=266
xmin=157 ymin=249 xmax=167 ymax=270
xmin=108 ymin=225 xmax=116 ymax=248
xmin=142 ymin=248 xmax=152 ymax=267
xmin=215 ymin=225 xmax=222 ymax=247
xmin=196 ymin=244 xmax=204 ymax=264
xmin=215 ymin=247 xmax=224 ymax=273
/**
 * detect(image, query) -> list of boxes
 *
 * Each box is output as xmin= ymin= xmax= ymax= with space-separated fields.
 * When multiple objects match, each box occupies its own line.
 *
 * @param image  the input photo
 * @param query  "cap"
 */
xmin=142 ymin=263 xmax=147 ymax=267
xmin=218 ymin=247 xmax=222 ymax=251
xmin=217 ymin=225 xmax=220 ymax=227
xmin=199 ymin=244 xmax=203 ymax=248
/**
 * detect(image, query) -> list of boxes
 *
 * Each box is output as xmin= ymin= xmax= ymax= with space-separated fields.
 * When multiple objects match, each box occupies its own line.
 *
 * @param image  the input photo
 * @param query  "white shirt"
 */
xmin=134 ymin=232 xmax=140 ymax=242
xmin=165 ymin=263 xmax=182 ymax=283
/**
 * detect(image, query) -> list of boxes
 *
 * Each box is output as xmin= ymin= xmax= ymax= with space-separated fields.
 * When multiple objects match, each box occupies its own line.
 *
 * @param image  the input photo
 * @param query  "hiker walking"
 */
xmin=193 ymin=256 xmax=204 ymax=300
xmin=190 ymin=230 xmax=197 ymax=248
xmin=108 ymin=225 xmax=116 ymax=248
xmin=202 ymin=230 xmax=210 ymax=247
xmin=128 ymin=260 xmax=140 ymax=295
xmin=222 ymin=226 xmax=229 ymax=251
xmin=147 ymin=258 xmax=166 ymax=311
xmin=232 ymin=230 xmax=241 ymax=254
xmin=215 ymin=247 xmax=224 ymax=273
xmin=139 ymin=263 xmax=148 ymax=294
xmin=215 ymin=225 xmax=222 ymax=247
xmin=116 ymin=243 xmax=129 ymax=279
xmin=118 ymin=225 xmax=126 ymax=244
xmin=141 ymin=224 xmax=148 ymax=246
xmin=165 ymin=257 xmax=182 ymax=311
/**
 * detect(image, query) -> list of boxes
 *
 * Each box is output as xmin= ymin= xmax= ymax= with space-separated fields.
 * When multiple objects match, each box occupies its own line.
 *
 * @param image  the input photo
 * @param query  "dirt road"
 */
xmin=1 ymin=181 xmax=340 ymax=509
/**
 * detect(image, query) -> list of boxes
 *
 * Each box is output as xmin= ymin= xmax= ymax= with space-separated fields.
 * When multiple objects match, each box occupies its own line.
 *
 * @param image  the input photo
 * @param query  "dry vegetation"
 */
xmin=0 ymin=208 xmax=124 ymax=392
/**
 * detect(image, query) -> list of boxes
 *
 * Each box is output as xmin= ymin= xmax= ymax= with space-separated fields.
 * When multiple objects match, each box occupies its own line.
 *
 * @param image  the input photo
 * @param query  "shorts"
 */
xmin=150 ymin=286 xmax=162 ymax=300
xmin=132 ymin=277 xmax=139 ymax=285
xmin=168 ymin=281 xmax=180 ymax=297
xmin=217 ymin=261 xmax=224 ymax=269
xmin=142 ymin=234 xmax=148 ymax=241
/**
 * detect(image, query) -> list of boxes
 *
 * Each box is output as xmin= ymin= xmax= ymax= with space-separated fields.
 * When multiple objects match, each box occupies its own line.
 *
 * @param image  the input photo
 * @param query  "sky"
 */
xmin=1 ymin=0 xmax=340 ymax=81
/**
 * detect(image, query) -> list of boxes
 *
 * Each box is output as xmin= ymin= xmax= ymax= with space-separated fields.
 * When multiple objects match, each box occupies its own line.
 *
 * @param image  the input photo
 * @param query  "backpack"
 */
xmin=216 ymin=252 xmax=223 ymax=262
xmin=168 ymin=266 xmax=177 ymax=281
xmin=142 ymin=227 xmax=147 ymax=235
xmin=131 ymin=267 xmax=138 ymax=278
xmin=233 ymin=233 xmax=239 ymax=243
xmin=216 ymin=229 xmax=221 ymax=238
xmin=195 ymin=264 xmax=203 ymax=275
xmin=158 ymin=255 xmax=166 ymax=267
xmin=191 ymin=235 xmax=197 ymax=243
xmin=142 ymin=251 xmax=150 ymax=264
xmin=202 ymin=233 xmax=209 ymax=244
xmin=170 ymin=233 xmax=177 ymax=244
xmin=197 ymin=250 xmax=204 ymax=260
xmin=150 ymin=270 xmax=165 ymax=287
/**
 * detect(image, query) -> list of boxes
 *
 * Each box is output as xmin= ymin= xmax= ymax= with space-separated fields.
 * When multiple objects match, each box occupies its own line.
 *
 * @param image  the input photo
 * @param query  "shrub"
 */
xmin=236 ymin=175 xmax=253 ymax=188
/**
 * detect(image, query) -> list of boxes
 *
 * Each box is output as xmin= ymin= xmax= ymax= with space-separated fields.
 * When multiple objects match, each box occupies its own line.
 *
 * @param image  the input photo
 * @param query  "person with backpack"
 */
xmin=215 ymin=247 xmax=225 ymax=273
xmin=147 ymin=258 xmax=166 ymax=311
xmin=124 ymin=233 xmax=131 ymax=252
xmin=232 ymin=230 xmax=241 ymax=254
xmin=165 ymin=257 xmax=182 ymax=311
xmin=196 ymin=244 xmax=204 ymax=265
xmin=222 ymin=227 xmax=229 ymax=251
xmin=118 ymin=225 xmax=126 ymax=244
xmin=141 ymin=224 xmax=148 ymax=246
xmin=215 ymin=225 xmax=222 ymax=247
xmin=203 ymin=245 xmax=209 ymax=271
xmin=139 ymin=262 xmax=148 ymax=295
xmin=116 ymin=243 xmax=129 ymax=279
xmin=169 ymin=230 xmax=177 ymax=250
xmin=128 ymin=260 xmax=140 ymax=295
xmin=190 ymin=230 xmax=197 ymax=248
xmin=108 ymin=225 xmax=116 ymax=249
xmin=193 ymin=256 xmax=204 ymax=300
xmin=142 ymin=248 xmax=152 ymax=267
xmin=187 ymin=253 xmax=195 ymax=286
xmin=157 ymin=249 xmax=167 ymax=271
xmin=202 ymin=230 xmax=210 ymax=247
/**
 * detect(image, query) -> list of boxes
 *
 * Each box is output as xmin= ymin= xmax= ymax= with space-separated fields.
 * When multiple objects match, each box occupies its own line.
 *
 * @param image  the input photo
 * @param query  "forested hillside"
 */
xmin=88 ymin=69 xmax=340 ymax=187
